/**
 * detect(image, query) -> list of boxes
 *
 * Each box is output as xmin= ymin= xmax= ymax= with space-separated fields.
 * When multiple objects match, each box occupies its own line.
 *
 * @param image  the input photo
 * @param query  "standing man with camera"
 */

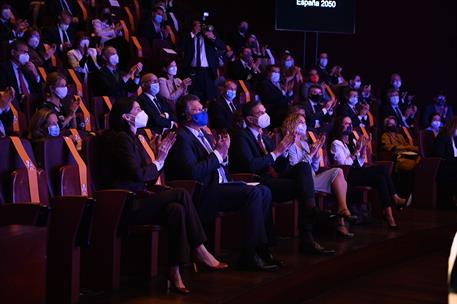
xmin=179 ymin=19 xmax=225 ymax=102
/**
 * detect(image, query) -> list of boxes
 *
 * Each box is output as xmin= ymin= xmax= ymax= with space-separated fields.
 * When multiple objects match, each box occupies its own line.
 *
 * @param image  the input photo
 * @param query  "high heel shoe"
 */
xmin=337 ymin=209 xmax=358 ymax=223
xmin=192 ymin=260 xmax=229 ymax=273
xmin=395 ymin=194 xmax=412 ymax=210
xmin=382 ymin=213 xmax=399 ymax=230
xmin=166 ymin=278 xmax=191 ymax=295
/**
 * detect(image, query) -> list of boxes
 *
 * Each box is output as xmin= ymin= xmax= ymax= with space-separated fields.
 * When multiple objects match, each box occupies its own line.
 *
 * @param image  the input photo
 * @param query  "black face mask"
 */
xmin=309 ymin=94 xmax=322 ymax=103
xmin=385 ymin=126 xmax=397 ymax=132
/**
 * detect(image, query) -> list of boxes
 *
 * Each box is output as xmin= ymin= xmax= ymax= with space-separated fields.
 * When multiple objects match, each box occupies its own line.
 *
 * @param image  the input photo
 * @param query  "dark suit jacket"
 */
xmin=92 ymin=65 xmax=139 ymax=98
xmin=0 ymin=108 xmax=13 ymax=136
xmin=338 ymin=103 xmax=370 ymax=130
xmin=137 ymin=93 xmax=175 ymax=134
xmin=433 ymin=134 xmax=456 ymax=161
xmin=43 ymin=24 xmax=76 ymax=47
xmin=255 ymin=79 xmax=291 ymax=128
xmin=303 ymin=99 xmax=334 ymax=134
xmin=0 ymin=19 xmax=15 ymax=42
xmin=179 ymin=32 xmax=225 ymax=79
xmin=421 ymin=103 xmax=455 ymax=129
xmin=102 ymin=130 xmax=160 ymax=192
xmin=141 ymin=20 xmax=168 ymax=42
xmin=381 ymin=104 xmax=405 ymax=127
xmin=208 ymin=96 xmax=237 ymax=131
xmin=227 ymin=59 xmax=260 ymax=83
xmin=229 ymin=128 xmax=287 ymax=177
xmin=0 ymin=61 xmax=43 ymax=95
xmin=165 ymin=127 xmax=227 ymax=190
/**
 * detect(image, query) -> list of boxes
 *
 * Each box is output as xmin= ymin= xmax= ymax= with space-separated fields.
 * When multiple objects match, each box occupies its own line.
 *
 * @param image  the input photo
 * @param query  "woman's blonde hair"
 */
xmin=282 ymin=112 xmax=305 ymax=136
xmin=28 ymin=108 xmax=54 ymax=140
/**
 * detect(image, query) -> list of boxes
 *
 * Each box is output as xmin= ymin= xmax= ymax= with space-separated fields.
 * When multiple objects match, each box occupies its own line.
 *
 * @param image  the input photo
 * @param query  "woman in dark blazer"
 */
xmin=103 ymin=97 xmax=227 ymax=294
xmin=433 ymin=117 xmax=457 ymax=207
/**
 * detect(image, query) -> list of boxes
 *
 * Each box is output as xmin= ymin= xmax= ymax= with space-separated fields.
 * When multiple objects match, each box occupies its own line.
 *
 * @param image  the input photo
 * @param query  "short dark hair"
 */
xmin=10 ymin=39 xmax=27 ymax=52
xmin=242 ymin=100 xmax=262 ymax=119
xmin=109 ymin=97 xmax=135 ymax=132
xmin=176 ymin=94 xmax=200 ymax=123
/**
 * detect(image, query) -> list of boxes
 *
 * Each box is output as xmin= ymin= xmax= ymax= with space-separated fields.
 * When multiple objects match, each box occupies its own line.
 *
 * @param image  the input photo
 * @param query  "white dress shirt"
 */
xmin=330 ymin=139 xmax=365 ymax=167
xmin=190 ymin=32 xmax=209 ymax=68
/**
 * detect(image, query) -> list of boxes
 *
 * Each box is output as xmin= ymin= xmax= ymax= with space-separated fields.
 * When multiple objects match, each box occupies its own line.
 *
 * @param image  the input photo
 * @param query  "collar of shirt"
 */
xmin=309 ymin=100 xmax=318 ymax=107
xmin=185 ymin=125 xmax=202 ymax=139
xmin=248 ymin=127 xmax=261 ymax=140
xmin=145 ymin=92 xmax=157 ymax=102
xmin=106 ymin=65 xmax=116 ymax=73
xmin=223 ymin=96 xmax=235 ymax=107
xmin=190 ymin=32 xmax=198 ymax=39
xmin=11 ymin=60 xmax=19 ymax=70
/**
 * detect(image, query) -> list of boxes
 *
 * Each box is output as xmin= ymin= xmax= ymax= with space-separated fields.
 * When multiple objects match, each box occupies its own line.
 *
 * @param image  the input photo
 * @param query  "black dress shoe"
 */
xmin=238 ymin=254 xmax=279 ymax=272
xmin=300 ymin=241 xmax=336 ymax=256
xmin=257 ymin=248 xmax=285 ymax=267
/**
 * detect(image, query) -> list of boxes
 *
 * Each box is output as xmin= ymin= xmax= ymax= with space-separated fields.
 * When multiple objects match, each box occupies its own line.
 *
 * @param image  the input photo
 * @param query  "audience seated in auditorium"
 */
xmin=158 ymin=59 xmax=191 ymax=112
xmin=302 ymin=84 xmax=335 ymax=135
xmin=301 ymin=68 xmax=335 ymax=102
xmin=24 ymin=28 xmax=55 ymax=72
xmin=39 ymin=72 xmax=79 ymax=129
xmin=328 ymin=65 xmax=347 ymax=86
xmin=67 ymin=34 xmax=100 ymax=80
xmin=179 ymin=20 xmax=225 ymax=101
xmin=246 ymin=34 xmax=275 ymax=71
xmin=421 ymin=92 xmax=454 ymax=129
xmin=137 ymin=73 xmax=176 ymax=134
xmin=330 ymin=116 xmax=410 ymax=229
xmin=279 ymin=51 xmax=303 ymax=103
xmin=433 ymin=117 xmax=457 ymax=208
xmin=360 ymin=84 xmax=378 ymax=108
xmin=91 ymin=6 xmax=124 ymax=46
xmin=316 ymin=52 xmax=330 ymax=85
xmin=142 ymin=6 xmax=171 ymax=43
xmin=28 ymin=107 xmax=60 ymax=142
xmin=283 ymin=113 xmax=357 ymax=238
xmin=229 ymin=101 xmax=338 ymax=253
xmin=339 ymin=88 xmax=371 ymax=130
xmin=91 ymin=46 xmax=142 ymax=98
xmin=165 ymin=94 xmax=279 ymax=272
xmin=102 ymin=97 xmax=227 ymax=294
xmin=0 ymin=87 xmax=15 ymax=137
xmin=0 ymin=4 xmax=27 ymax=42
xmin=0 ymin=40 xmax=43 ymax=96
xmin=382 ymin=89 xmax=415 ymax=128
xmin=386 ymin=73 xmax=417 ymax=126
xmin=425 ymin=113 xmax=443 ymax=137
xmin=43 ymin=10 xmax=76 ymax=57
xmin=255 ymin=65 xmax=292 ymax=128
xmin=340 ymin=73 xmax=362 ymax=100
xmin=208 ymin=79 xmax=239 ymax=132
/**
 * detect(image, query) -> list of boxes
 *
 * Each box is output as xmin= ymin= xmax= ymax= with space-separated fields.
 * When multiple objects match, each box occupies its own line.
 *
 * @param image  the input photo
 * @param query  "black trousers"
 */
xmin=130 ymin=189 xmax=207 ymax=266
xmin=348 ymin=165 xmax=396 ymax=208
xmin=262 ymin=162 xmax=317 ymax=237
xmin=199 ymin=183 xmax=272 ymax=257
xmin=189 ymin=67 xmax=217 ymax=102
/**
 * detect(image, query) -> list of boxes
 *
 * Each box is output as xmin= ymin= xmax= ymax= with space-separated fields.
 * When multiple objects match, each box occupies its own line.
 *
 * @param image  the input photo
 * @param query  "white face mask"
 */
xmin=28 ymin=37 xmax=40 ymax=49
xmin=109 ymin=54 xmax=119 ymax=66
xmin=2 ymin=9 xmax=11 ymax=20
xmin=353 ymin=81 xmax=362 ymax=90
xmin=54 ymin=86 xmax=68 ymax=99
xmin=319 ymin=58 xmax=328 ymax=67
xmin=168 ymin=66 xmax=177 ymax=76
xmin=390 ymin=95 xmax=400 ymax=106
xmin=257 ymin=113 xmax=270 ymax=129
xmin=392 ymin=80 xmax=402 ymax=89
xmin=18 ymin=53 xmax=30 ymax=65
xmin=348 ymin=96 xmax=359 ymax=106
xmin=296 ymin=123 xmax=307 ymax=136
xmin=80 ymin=39 xmax=90 ymax=48
xmin=135 ymin=111 xmax=148 ymax=128
xmin=431 ymin=121 xmax=441 ymax=129
xmin=271 ymin=72 xmax=280 ymax=83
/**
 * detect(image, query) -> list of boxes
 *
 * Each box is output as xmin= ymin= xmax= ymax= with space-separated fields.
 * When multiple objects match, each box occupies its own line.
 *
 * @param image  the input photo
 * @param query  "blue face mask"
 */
xmin=284 ymin=60 xmax=294 ymax=69
xmin=191 ymin=111 xmax=208 ymax=127
xmin=150 ymin=83 xmax=160 ymax=96
xmin=225 ymin=89 xmax=236 ymax=101
xmin=271 ymin=72 xmax=280 ymax=83
xmin=48 ymin=124 xmax=60 ymax=137
xmin=154 ymin=15 xmax=163 ymax=24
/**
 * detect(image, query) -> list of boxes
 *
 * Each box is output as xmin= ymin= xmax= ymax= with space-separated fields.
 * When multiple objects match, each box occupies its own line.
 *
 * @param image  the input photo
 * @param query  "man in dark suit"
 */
xmin=91 ymin=46 xmax=142 ymax=98
xmin=0 ymin=40 xmax=43 ymax=98
xmin=43 ymin=10 xmax=76 ymax=57
xmin=208 ymin=80 xmax=239 ymax=131
xmin=165 ymin=94 xmax=279 ymax=271
xmin=338 ymin=89 xmax=371 ymax=131
xmin=421 ymin=93 xmax=455 ymax=129
xmin=382 ymin=89 xmax=413 ymax=128
xmin=229 ymin=101 xmax=336 ymax=255
xmin=137 ymin=73 xmax=176 ymax=134
xmin=303 ymin=85 xmax=334 ymax=135
xmin=0 ymin=4 xmax=21 ymax=42
xmin=227 ymin=47 xmax=261 ymax=84
xmin=316 ymin=52 xmax=330 ymax=85
xmin=141 ymin=6 xmax=171 ymax=42
xmin=0 ymin=87 xmax=15 ymax=137
xmin=179 ymin=20 xmax=225 ymax=101
xmin=255 ymin=65 xmax=292 ymax=128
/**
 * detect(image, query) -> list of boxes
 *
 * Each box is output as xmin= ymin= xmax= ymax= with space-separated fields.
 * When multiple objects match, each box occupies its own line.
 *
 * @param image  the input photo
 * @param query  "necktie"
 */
xmin=197 ymin=131 xmax=228 ymax=183
xmin=61 ymin=29 xmax=70 ymax=44
xmin=257 ymin=133 xmax=269 ymax=155
xmin=18 ymin=68 xmax=29 ymax=96
xmin=151 ymin=96 xmax=162 ymax=113
xmin=195 ymin=35 xmax=201 ymax=67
